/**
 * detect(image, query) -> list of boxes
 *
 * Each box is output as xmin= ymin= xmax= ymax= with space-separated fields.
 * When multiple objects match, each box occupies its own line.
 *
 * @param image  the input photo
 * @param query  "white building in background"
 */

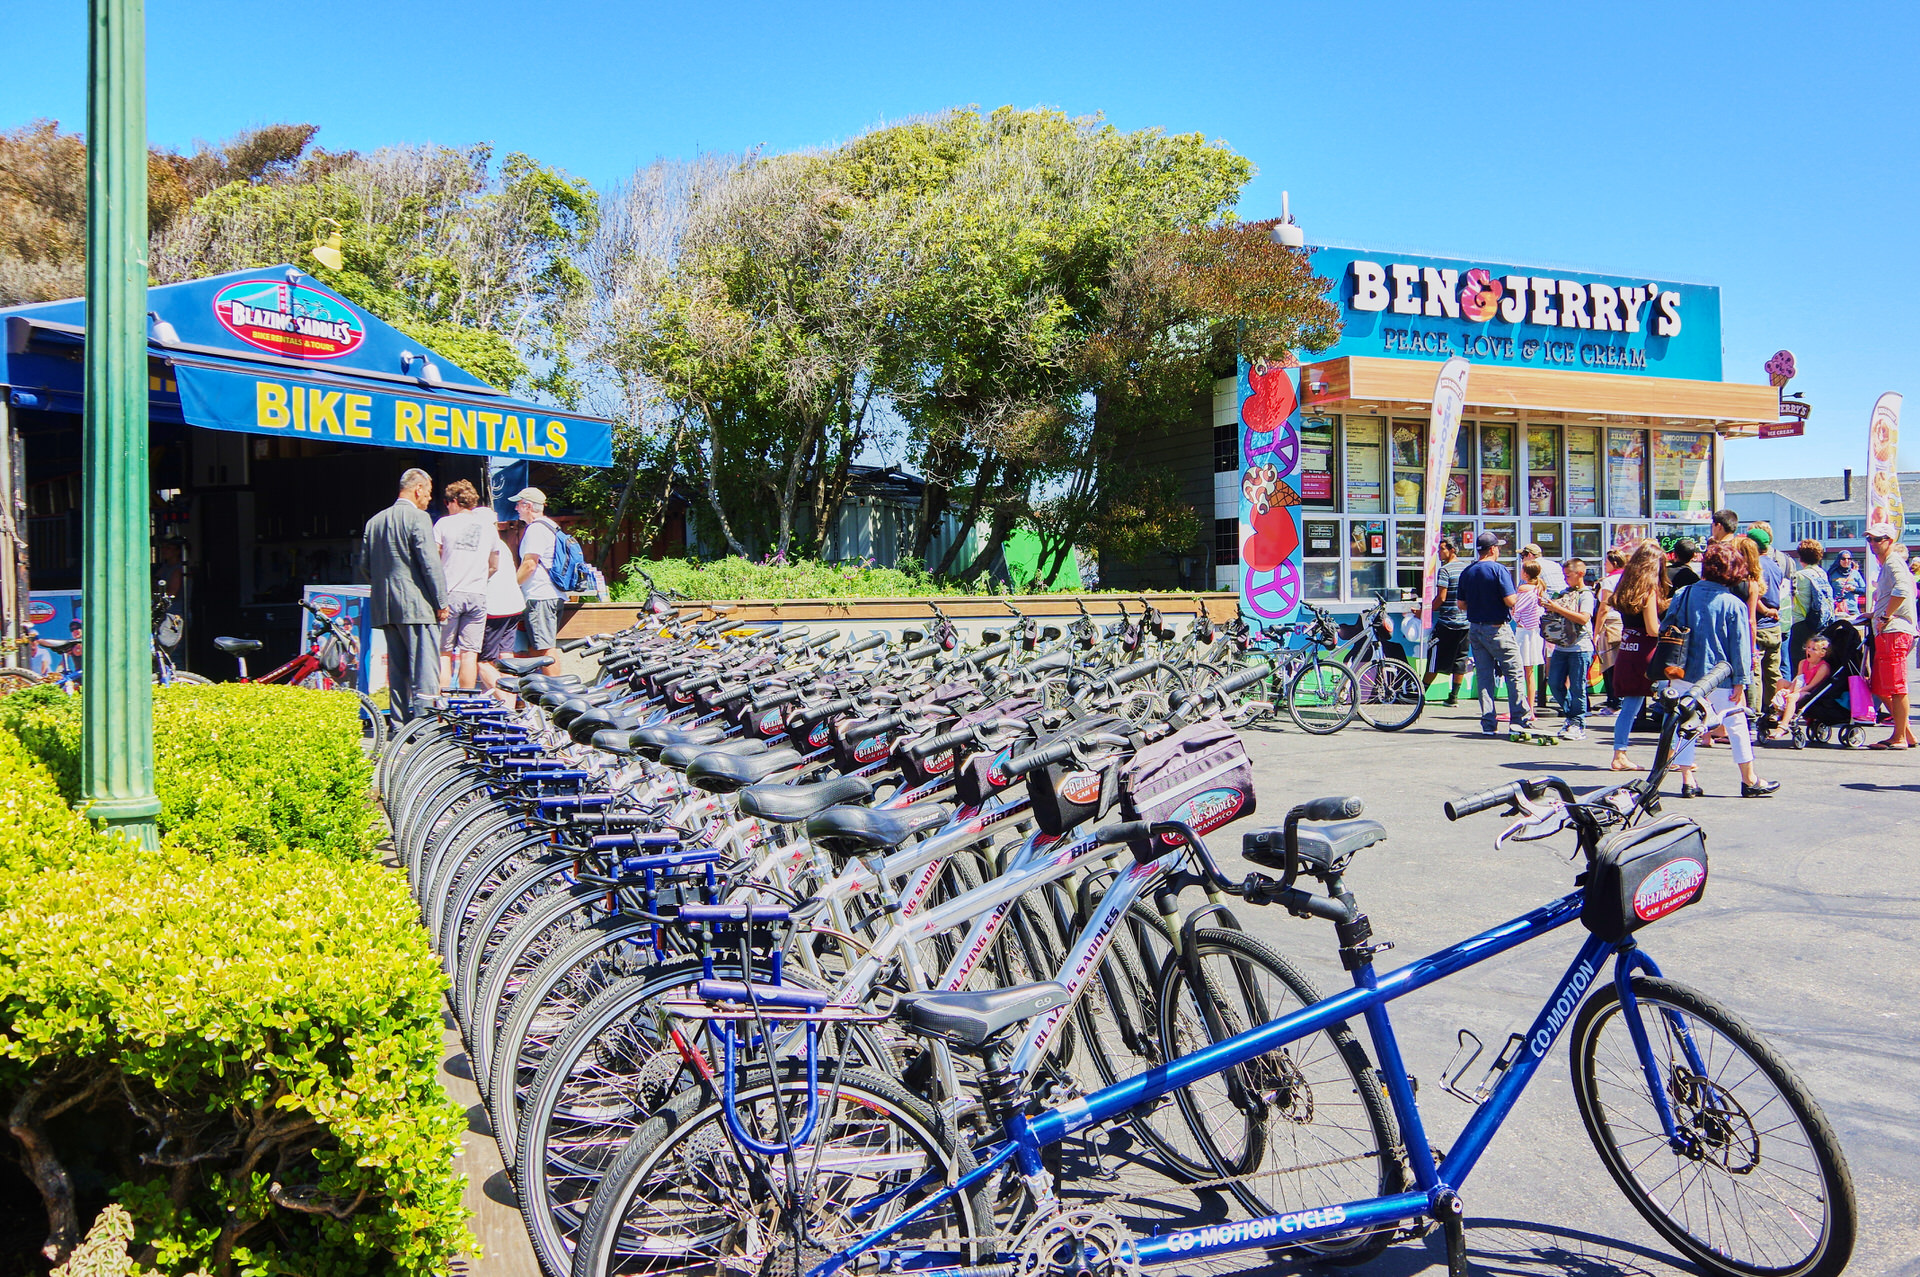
xmin=1726 ymin=472 xmax=1920 ymax=565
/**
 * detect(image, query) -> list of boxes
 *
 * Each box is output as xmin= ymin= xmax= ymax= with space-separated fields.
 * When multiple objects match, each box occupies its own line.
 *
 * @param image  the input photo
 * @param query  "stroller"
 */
xmin=1785 ymin=619 xmax=1868 ymax=749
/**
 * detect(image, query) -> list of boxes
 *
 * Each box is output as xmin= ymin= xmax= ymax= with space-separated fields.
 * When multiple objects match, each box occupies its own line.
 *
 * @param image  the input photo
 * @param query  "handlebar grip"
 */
xmin=1217 ymin=660 xmax=1273 ymax=696
xmin=777 ymin=627 xmax=812 ymax=646
xmin=1691 ymin=660 xmax=1734 ymax=697
xmin=970 ymin=641 xmax=1012 ymax=664
xmin=1109 ymin=659 xmax=1166 ymax=686
xmin=1094 ymin=821 xmax=1151 ymax=846
xmin=900 ymin=643 xmax=941 ymax=663
xmin=1004 ymin=739 xmax=1073 ymax=776
xmin=750 ymin=688 xmax=804 ymax=713
xmin=794 ymin=697 xmax=856 ymax=727
xmin=806 ymin=630 xmax=842 ymax=650
xmin=558 ymin=637 xmax=592 ymax=653
xmin=852 ymin=711 xmax=904 ymax=737
xmin=844 ymin=633 xmax=886 ymax=657
xmin=1444 ymin=783 xmax=1521 ymax=822
xmin=911 ymin=725 xmax=976 ymax=759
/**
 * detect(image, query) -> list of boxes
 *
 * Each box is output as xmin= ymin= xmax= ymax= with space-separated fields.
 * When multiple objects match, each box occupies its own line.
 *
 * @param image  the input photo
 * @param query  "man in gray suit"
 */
xmin=362 ymin=468 xmax=448 ymax=721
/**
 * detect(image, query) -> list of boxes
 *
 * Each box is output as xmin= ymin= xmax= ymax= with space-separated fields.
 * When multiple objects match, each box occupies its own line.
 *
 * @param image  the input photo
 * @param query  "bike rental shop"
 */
xmin=0 ymin=266 xmax=612 ymax=685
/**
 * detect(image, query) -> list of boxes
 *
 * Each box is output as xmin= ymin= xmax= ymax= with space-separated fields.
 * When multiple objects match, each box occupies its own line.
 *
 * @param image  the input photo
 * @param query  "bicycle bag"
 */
xmin=1118 ymin=715 xmax=1256 ymax=864
xmin=1027 ymin=715 xmax=1127 ymax=836
xmin=1579 ymin=815 xmax=1708 ymax=943
xmin=950 ymin=695 xmax=1044 ymax=807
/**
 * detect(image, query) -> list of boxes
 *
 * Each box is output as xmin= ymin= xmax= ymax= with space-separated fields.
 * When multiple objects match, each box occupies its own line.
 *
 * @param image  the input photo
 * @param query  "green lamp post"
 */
xmin=81 ymin=0 xmax=160 ymax=846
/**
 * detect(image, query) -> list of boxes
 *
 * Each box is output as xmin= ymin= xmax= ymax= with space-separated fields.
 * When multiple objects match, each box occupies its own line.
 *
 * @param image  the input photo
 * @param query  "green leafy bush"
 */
xmin=0 ymin=840 xmax=465 ymax=1275
xmin=616 ymin=555 xmax=956 ymax=601
xmin=0 ymin=684 xmax=377 ymax=860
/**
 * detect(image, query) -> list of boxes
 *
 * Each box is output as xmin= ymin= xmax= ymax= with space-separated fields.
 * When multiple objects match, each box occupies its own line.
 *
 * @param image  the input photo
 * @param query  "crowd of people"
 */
xmin=362 ymin=467 xmax=572 ymax=721
xmin=1426 ymin=506 xmax=1919 ymax=796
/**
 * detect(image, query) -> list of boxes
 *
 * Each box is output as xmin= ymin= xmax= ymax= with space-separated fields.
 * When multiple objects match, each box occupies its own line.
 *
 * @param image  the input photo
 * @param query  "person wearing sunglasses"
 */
xmin=1865 ymin=523 xmax=1917 ymax=750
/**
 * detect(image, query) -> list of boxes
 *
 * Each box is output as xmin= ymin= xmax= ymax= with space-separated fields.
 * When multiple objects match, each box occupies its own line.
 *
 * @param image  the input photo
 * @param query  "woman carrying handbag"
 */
xmin=1606 ymin=540 xmax=1667 ymax=771
xmin=1663 ymin=542 xmax=1780 ymax=798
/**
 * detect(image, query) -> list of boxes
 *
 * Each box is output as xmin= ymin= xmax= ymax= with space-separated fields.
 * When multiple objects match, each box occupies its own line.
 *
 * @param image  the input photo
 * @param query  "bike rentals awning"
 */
xmin=0 ymin=265 xmax=612 ymax=467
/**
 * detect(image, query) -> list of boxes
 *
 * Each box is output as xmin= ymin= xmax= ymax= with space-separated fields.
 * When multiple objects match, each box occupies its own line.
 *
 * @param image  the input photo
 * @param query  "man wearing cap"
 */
xmin=1865 ymin=522 xmax=1917 ymax=750
xmin=1519 ymin=543 xmax=1566 ymax=592
xmin=512 ymin=487 xmax=563 ymax=662
xmin=362 ymin=467 xmax=448 ymax=722
xmin=1456 ymin=530 xmax=1535 ymax=737
xmin=21 ymin=628 xmax=54 ymax=678
xmin=1748 ymin=522 xmax=1789 ymax=732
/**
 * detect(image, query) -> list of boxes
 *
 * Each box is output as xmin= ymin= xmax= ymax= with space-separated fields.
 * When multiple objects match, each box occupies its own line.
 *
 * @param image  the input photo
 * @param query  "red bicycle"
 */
xmin=215 ymin=598 xmax=388 ymax=755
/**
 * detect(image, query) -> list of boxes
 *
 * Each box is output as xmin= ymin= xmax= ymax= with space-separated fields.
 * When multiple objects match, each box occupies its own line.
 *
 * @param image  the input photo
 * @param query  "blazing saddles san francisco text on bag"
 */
xmin=1119 ymin=715 xmax=1256 ymax=863
xmin=1579 ymin=815 xmax=1708 ymax=943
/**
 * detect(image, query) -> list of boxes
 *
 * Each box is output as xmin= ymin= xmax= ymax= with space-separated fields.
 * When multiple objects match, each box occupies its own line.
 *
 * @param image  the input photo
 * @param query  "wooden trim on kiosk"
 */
xmin=1302 ymin=356 xmax=1779 ymax=428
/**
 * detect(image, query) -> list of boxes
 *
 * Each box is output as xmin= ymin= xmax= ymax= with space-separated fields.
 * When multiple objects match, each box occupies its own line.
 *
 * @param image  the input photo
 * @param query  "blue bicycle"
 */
xmin=569 ymin=659 xmax=1855 ymax=1277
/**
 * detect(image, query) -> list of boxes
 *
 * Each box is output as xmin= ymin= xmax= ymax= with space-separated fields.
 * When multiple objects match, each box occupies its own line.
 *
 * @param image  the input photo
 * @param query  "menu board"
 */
xmin=1300 ymin=417 xmax=1336 ymax=508
xmin=1303 ymin=519 xmax=1340 ymax=558
xmin=1654 ymin=431 xmax=1713 ymax=523
xmin=1566 ymin=427 xmax=1600 ymax=515
xmin=1345 ymin=417 xmax=1383 ymax=512
xmin=1608 ymin=430 xmax=1647 ymax=518
xmin=1527 ymin=428 xmax=1559 ymax=515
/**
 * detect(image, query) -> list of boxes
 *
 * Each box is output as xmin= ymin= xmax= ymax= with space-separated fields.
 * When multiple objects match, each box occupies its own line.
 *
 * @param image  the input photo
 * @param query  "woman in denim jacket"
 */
xmin=1669 ymin=542 xmax=1780 ymax=798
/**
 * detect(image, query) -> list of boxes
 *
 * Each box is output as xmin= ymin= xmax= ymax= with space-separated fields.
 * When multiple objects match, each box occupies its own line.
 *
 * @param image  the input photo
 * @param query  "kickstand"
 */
xmin=1436 ymin=1190 xmax=1470 ymax=1276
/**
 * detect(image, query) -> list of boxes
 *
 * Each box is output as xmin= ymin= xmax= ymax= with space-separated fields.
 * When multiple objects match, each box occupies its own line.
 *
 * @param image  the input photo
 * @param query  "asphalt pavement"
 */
xmin=1216 ymin=696 xmax=1920 ymax=1275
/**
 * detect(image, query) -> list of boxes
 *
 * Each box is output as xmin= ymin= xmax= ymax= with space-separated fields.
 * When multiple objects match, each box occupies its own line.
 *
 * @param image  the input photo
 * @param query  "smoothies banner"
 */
xmin=1238 ymin=359 xmax=1305 ymax=633
xmin=1420 ymin=357 xmax=1470 ymax=627
xmin=1866 ymin=392 xmax=1904 ymax=596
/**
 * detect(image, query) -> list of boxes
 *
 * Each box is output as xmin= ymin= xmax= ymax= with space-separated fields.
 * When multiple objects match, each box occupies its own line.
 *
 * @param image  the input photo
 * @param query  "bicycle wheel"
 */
xmin=0 ymin=669 xmax=47 ymax=695
xmin=1569 ymin=975 xmax=1855 ymax=1277
xmin=569 ymin=1063 xmax=985 ymax=1277
xmin=1156 ymin=927 xmax=1402 ymax=1262
xmin=1353 ymin=658 xmax=1426 ymax=732
xmin=1287 ymin=659 xmax=1358 ymax=735
xmin=355 ymin=691 xmax=388 ymax=757
xmin=164 ymin=670 xmax=212 ymax=685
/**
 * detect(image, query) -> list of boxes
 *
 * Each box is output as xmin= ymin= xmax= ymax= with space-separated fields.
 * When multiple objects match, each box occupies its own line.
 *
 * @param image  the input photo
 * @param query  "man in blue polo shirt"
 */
xmin=1458 ymin=530 xmax=1534 ymax=737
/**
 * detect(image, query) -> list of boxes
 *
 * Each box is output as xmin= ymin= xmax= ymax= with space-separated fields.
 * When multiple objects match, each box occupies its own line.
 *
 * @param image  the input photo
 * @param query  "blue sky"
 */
xmin=4 ymin=0 xmax=1914 ymax=479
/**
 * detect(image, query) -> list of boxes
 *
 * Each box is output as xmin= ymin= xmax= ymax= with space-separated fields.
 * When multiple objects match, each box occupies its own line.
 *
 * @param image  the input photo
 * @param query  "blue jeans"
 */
xmin=1547 ymin=647 xmax=1591 ymax=727
xmin=1468 ymin=622 xmax=1528 ymax=732
xmin=1613 ymin=696 xmax=1646 ymax=750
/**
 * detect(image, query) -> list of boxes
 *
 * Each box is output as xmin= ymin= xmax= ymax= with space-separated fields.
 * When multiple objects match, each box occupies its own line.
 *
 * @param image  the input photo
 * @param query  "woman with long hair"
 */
xmin=1669 ymin=542 xmax=1778 ymax=797
xmin=1607 ymin=541 xmax=1668 ymax=771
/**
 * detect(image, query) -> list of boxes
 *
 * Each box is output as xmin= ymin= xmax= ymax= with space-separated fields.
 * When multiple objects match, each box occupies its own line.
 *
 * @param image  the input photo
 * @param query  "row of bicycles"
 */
xmin=382 ymin=596 xmax=1854 ymax=1277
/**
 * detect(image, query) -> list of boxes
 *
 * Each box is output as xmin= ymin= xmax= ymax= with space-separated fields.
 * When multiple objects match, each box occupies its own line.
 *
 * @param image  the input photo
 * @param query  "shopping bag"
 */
xmin=1848 ymin=675 xmax=1876 ymax=723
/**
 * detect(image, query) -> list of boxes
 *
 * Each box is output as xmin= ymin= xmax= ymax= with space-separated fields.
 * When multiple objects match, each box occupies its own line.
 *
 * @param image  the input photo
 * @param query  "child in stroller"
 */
xmin=1776 ymin=621 xmax=1866 ymax=748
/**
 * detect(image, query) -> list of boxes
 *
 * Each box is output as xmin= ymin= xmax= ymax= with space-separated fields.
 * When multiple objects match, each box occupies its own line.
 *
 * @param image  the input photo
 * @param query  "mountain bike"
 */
xmin=2 ymin=586 xmax=207 ymax=693
xmin=1337 ymin=588 xmax=1426 ymax=731
xmin=571 ymin=658 xmax=1855 ymax=1277
xmin=213 ymin=598 xmax=386 ymax=756
xmin=1208 ymin=609 xmax=1358 ymax=734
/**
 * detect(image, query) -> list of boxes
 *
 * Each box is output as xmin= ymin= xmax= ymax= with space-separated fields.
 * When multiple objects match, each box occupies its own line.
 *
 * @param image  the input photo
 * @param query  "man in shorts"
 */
xmin=512 ymin=486 xmax=564 ymax=660
xmin=1866 ymin=522 xmax=1917 ymax=749
xmin=434 ymin=479 xmax=499 ymax=690
xmin=478 ymin=526 xmax=527 ymax=702
xmin=1422 ymin=536 xmax=1470 ymax=706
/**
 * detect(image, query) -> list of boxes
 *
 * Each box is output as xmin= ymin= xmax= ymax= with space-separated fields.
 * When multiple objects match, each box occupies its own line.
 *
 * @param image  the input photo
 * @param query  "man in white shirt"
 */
xmin=478 ymin=535 xmax=527 ymax=702
xmin=434 ymin=479 xmax=500 ymax=690
xmin=512 ymin=486 xmax=563 ymax=660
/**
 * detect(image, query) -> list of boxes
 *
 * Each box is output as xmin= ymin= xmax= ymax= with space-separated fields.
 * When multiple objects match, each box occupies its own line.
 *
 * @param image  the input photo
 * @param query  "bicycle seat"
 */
xmin=497 ymin=655 xmax=555 ymax=676
xmin=1243 ymin=819 xmax=1387 ymax=877
xmin=590 ymin=728 xmax=641 ymax=755
xmin=805 ymin=801 xmax=953 ymax=856
xmin=896 ymin=981 xmax=1071 ymax=1049
xmin=214 ymin=637 xmax=263 ymax=655
xmin=628 ymin=724 xmax=727 ymax=760
xmin=736 ymin=774 xmax=875 ymax=824
xmin=685 ymin=747 xmax=804 ymax=793
xmin=39 ymin=638 xmax=78 ymax=654
xmin=567 ymin=708 xmax=641 ymax=745
xmin=659 ymin=737 xmax=766 ymax=770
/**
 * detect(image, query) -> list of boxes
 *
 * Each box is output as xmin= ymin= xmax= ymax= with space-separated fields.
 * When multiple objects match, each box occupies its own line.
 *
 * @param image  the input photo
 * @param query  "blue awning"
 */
xmin=0 ymin=266 xmax=613 ymax=468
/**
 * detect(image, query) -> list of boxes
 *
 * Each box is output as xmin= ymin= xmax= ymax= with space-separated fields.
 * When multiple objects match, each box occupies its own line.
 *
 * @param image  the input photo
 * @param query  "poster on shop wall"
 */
xmin=1865 ymin=392 xmax=1904 ymax=597
xmin=1238 ymin=358 xmax=1304 ymax=633
xmin=1419 ymin=357 xmax=1471 ymax=628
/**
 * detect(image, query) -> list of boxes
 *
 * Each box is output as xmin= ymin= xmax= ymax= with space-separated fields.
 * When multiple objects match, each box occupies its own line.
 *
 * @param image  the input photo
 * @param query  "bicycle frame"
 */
xmin=813 ymin=888 xmax=1707 ymax=1277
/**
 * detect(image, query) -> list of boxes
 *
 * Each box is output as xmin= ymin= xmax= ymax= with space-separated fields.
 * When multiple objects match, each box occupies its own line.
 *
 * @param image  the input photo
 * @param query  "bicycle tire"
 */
xmin=377 ymin=715 xmax=447 ymax=803
xmin=162 ymin=670 xmax=212 ymax=685
xmin=1353 ymin=658 xmax=1426 ymax=732
xmin=419 ymin=797 xmax=519 ymax=920
xmin=455 ymin=868 xmax=592 ymax=1031
xmin=568 ymin=1062 xmax=984 ymax=1277
xmin=1287 ymin=659 xmax=1358 ymax=735
xmin=439 ymin=843 xmax=569 ymax=980
xmin=1569 ymin=974 xmax=1855 ymax=1277
xmin=355 ymin=691 xmax=389 ymax=758
xmin=1155 ymin=927 xmax=1402 ymax=1262
xmin=470 ymin=886 xmax=628 ymax=1094
xmin=0 ymin=669 xmax=48 ymax=695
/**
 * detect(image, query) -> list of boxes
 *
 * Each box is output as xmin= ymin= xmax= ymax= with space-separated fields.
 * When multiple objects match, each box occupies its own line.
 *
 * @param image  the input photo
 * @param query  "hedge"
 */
xmin=0 ymin=699 xmax=466 ymax=1275
xmin=0 ymin=684 xmax=378 ymax=861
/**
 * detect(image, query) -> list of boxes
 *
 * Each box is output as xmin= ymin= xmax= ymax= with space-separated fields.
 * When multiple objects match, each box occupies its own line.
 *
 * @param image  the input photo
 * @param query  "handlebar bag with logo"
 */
xmin=949 ymin=696 xmax=1045 ymax=807
xmin=1118 ymin=715 xmax=1256 ymax=863
xmin=1028 ymin=714 xmax=1128 ymax=836
xmin=1579 ymin=815 xmax=1708 ymax=943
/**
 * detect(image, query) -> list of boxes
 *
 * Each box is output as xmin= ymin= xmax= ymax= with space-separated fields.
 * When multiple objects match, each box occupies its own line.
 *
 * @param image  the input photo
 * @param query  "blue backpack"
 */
xmin=534 ymin=517 xmax=589 ymax=593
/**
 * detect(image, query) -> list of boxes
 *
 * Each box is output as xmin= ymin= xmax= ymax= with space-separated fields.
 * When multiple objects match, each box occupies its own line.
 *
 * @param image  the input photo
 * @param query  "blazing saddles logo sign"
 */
xmin=212 ymin=279 xmax=368 ymax=360
xmin=1308 ymin=247 xmax=1724 ymax=383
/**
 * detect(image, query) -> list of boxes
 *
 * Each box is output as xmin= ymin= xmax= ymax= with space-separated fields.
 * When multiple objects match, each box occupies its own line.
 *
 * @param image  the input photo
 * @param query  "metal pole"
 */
xmin=82 ymin=0 xmax=159 ymax=845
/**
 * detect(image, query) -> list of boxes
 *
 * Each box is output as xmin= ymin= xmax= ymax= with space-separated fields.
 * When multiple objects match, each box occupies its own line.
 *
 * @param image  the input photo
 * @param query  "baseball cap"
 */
xmin=509 ymin=487 xmax=547 ymax=505
xmin=1520 ymin=542 xmax=1543 ymax=556
xmin=1747 ymin=527 xmax=1772 ymax=549
xmin=1865 ymin=522 xmax=1898 ymax=540
xmin=1475 ymin=530 xmax=1504 ymax=551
